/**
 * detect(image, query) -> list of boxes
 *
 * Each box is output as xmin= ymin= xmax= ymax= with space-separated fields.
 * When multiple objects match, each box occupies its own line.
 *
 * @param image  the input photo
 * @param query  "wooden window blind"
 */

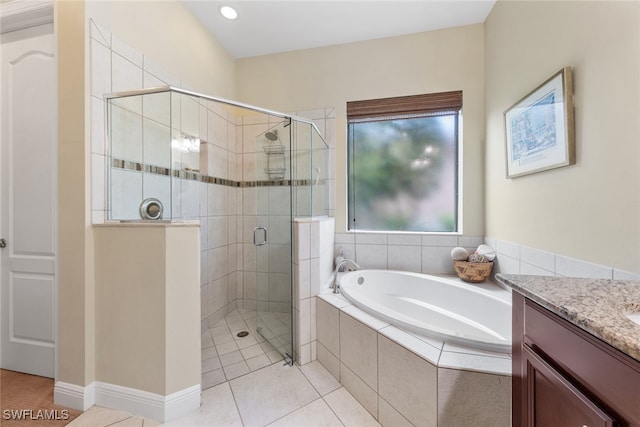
xmin=347 ymin=90 xmax=462 ymax=123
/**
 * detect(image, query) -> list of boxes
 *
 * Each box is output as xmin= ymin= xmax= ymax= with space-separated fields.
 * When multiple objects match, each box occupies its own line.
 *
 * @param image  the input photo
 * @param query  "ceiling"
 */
xmin=183 ymin=1 xmax=496 ymax=59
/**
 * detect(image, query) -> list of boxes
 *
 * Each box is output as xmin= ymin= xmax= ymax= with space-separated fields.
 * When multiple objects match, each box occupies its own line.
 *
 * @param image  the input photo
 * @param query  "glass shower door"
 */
xmin=254 ymin=120 xmax=293 ymax=363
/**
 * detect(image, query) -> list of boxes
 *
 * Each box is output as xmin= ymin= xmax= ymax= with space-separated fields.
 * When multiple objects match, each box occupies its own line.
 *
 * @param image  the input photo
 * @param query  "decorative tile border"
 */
xmin=110 ymin=157 xmax=314 ymax=188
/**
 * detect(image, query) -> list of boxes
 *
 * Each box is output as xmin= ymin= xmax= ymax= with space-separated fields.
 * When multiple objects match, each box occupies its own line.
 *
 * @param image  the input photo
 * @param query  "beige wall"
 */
xmin=85 ymin=0 xmax=236 ymax=98
xmin=94 ymin=226 xmax=167 ymax=394
xmin=165 ymin=227 xmax=201 ymax=394
xmin=485 ymin=1 xmax=640 ymax=272
xmin=57 ymin=0 xmax=95 ymax=388
xmin=236 ymin=25 xmax=486 ymax=234
xmin=94 ymin=225 xmax=200 ymax=395
xmin=56 ymin=0 xmax=236 ymax=389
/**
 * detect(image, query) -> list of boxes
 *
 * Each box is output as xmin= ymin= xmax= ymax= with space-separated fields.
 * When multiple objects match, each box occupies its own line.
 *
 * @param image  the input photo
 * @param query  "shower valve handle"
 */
xmin=0 ymin=238 xmax=6 ymax=248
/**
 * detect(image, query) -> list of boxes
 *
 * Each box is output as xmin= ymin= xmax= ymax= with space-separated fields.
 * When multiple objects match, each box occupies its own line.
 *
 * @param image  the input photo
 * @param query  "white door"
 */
xmin=0 ymin=23 xmax=56 ymax=378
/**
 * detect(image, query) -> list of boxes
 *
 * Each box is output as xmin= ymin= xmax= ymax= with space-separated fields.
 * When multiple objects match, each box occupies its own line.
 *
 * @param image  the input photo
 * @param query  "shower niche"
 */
xmin=105 ymin=86 xmax=330 ymax=364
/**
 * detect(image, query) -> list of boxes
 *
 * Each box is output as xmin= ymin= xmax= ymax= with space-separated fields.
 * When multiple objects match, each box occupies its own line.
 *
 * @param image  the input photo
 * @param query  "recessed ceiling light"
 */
xmin=219 ymin=5 xmax=238 ymax=20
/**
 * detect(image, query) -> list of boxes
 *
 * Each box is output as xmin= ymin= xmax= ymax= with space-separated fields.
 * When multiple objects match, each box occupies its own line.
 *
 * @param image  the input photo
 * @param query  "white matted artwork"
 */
xmin=504 ymin=67 xmax=575 ymax=178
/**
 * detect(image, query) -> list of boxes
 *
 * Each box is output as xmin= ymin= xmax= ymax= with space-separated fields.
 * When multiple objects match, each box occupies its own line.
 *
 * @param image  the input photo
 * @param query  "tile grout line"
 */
xmin=320 ymin=388 xmax=357 ymax=427
xmin=226 ymin=380 xmax=247 ymax=427
xmin=203 ymin=309 xmax=286 ymax=389
xmin=104 ymin=416 xmax=134 ymax=427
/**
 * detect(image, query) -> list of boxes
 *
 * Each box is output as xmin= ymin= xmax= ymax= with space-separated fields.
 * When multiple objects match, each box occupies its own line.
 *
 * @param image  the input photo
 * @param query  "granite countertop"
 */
xmin=496 ymin=273 xmax=640 ymax=363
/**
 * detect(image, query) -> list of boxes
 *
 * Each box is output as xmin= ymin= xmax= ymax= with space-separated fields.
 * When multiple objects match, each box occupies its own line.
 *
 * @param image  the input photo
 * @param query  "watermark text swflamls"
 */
xmin=3 ymin=409 xmax=70 ymax=421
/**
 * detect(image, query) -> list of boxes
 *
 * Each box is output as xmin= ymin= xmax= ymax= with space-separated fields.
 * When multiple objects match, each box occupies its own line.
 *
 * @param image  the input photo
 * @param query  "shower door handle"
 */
xmin=253 ymin=227 xmax=267 ymax=246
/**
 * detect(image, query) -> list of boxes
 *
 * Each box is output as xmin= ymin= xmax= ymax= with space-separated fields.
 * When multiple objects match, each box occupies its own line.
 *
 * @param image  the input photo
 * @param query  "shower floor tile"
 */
xmin=202 ymin=355 xmax=222 ymax=373
xmin=203 ymin=309 xmax=284 ymax=384
xmin=223 ymin=360 xmax=250 ymax=380
xmin=246 ymin=353 xmax=271 ymax=371
xmin=220 ymin=350 xmax=244 ymax=367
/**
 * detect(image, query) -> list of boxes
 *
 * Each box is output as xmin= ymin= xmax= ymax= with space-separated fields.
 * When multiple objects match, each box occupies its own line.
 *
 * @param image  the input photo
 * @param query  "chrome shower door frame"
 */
xmin=254 ymin=119 xmax=295 ymax=365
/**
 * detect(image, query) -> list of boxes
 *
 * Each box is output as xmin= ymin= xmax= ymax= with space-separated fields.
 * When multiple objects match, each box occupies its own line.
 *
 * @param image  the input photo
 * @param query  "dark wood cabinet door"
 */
xmin=524 ymin=345 xmax=617 ymax=427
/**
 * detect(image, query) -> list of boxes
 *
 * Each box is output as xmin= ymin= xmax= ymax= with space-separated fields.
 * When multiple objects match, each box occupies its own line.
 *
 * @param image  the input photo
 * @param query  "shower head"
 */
xmin=265 ymin=131 xmax=278 ymax=141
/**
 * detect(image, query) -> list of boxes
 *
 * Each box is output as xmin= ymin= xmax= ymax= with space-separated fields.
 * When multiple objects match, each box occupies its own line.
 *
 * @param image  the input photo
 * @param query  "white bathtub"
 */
xmin=339 ymin=270 xmax=512 ymax=353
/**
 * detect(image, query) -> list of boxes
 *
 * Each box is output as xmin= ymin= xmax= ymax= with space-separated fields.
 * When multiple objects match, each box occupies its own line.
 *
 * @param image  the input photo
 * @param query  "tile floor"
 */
xmin=67 ymin=309 xmax=380 ymax=427
xmin=201 ymin=308 xmax=288 ymax=389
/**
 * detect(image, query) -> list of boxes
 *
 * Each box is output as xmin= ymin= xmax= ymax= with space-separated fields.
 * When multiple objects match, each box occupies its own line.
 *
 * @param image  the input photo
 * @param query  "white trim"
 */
xmin=162 ymin=384 xmax=203 ymax=422
xmin=54 ymin=381 xmax=201 ymax=423
xmin=0 ymin=0 xmax=53 ymax=34
xmin=54 ymin=381 xmax=96 ymax=411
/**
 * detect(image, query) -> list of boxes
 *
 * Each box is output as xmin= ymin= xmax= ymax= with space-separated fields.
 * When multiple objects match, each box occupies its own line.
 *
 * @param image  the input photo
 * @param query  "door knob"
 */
xmin=0 ymin=238 xmax=6 ymax=248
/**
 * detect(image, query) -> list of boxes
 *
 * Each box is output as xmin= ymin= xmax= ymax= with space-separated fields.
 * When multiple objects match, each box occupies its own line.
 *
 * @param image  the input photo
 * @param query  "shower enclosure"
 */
xmin=104 ymin=86 xmax=329 ymax=364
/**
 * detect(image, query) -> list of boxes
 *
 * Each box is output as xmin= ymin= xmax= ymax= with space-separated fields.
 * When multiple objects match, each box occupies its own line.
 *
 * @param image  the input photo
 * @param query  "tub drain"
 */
xmin=236 ymin=331 xmax=249 ymax=338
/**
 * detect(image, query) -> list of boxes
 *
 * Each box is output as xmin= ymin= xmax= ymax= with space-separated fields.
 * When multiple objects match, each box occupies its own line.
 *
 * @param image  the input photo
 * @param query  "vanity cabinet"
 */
xmin=512 ymin=292 xmax=640 ymax=427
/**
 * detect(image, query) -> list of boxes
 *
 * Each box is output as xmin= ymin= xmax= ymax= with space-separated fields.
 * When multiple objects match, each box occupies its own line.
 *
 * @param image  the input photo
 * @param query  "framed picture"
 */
xmin=504 ymin=67 xmax=575 ymax=178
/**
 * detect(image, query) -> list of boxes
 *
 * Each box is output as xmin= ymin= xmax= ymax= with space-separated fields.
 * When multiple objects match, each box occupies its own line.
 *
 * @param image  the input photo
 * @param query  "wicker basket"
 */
xmin=453 ymin=260 xmax=494 ymax=283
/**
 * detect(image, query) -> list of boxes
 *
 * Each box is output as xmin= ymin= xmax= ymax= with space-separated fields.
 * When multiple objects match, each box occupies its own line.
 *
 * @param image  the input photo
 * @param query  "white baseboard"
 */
xmin=54 ymin=381 xmax=95 ymax=411
xmin=162 ymin=384 xmax=202 ymax=422
xmin=54 ymin=381 xmax=201 ymax=423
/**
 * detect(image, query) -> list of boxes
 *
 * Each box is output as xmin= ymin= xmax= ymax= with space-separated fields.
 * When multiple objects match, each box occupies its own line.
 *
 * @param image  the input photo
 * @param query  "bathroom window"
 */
xmin=347 ymin=91 xmax=461 ymax=232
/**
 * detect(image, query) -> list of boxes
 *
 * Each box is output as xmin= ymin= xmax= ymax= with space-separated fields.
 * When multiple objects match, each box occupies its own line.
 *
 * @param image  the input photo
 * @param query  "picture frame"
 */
xmin=504 ymin=67 xmax=575 ymax=178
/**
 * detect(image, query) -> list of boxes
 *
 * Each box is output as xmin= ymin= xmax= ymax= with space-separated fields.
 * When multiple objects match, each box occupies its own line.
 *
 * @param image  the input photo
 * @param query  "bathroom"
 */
xmin=1 ymin=0 xmax=638 ymax=425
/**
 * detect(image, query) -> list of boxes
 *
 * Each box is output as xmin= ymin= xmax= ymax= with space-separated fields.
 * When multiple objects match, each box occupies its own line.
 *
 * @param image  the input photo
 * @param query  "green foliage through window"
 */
xmin=348 ymin=113 xmax=459 ymax=232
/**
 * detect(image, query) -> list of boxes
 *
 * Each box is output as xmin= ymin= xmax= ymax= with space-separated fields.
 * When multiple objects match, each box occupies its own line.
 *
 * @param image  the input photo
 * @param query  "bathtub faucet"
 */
xmin=332 ymin=259 xmax=360 ymax=294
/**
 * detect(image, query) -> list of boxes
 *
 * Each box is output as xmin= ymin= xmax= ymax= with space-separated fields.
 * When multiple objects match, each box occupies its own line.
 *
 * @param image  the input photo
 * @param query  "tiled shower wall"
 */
xmin=200 ymin=103 xmax=241 ymax=327
xmin=293 ymin=217 xmax=335 ymax=366
xmin=89 ymin=21 xmax=240 ymax=328
xmin=89 ymin=21 xmax=337 ymax=331
xmin=91 ymin=20 xmax=176 ymax=224
xmin=237 ymin=109 xmax=336 ymax=312
xmin=236 ymin=114 xmax=291 ymax=314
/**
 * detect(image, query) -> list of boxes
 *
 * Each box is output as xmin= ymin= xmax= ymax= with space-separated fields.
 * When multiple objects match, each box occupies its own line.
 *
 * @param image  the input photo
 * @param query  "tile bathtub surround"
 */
xmin=437 ymin=368 xmax=511 ymax=427
xmin=335 ymin=233 xmax=485 ymax=275
xmin=335 ymin=232 xmax=640 ymax=280
xmin=378 ymin=334 xmax=437 ymax=426
xmin=315 ymin=294 xmax=511 ymax=426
